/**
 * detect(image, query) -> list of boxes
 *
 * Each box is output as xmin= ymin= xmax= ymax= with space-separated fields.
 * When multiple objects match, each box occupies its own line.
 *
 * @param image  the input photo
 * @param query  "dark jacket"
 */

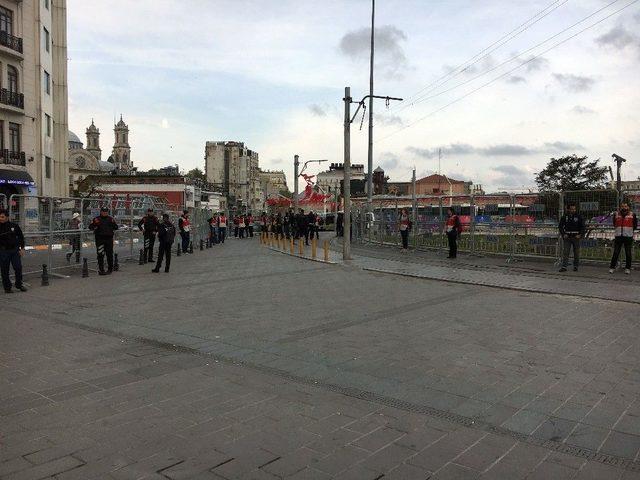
xmin=89 ymin=215 xmax=118 ymax=237
xmin=138 ymin=214 xmax=159 ymax=235
xmin=157 ymin=221 xmax=176 ymax=245
xmin=0 ymin=221 xmax=25 ymax=250
xmin=559 ymin=213 xmax=585 ymax=236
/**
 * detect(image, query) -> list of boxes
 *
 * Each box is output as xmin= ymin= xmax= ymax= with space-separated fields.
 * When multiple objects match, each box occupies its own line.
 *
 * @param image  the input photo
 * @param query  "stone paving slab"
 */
xmin=3 ymin=236 xmax=640 ymax=478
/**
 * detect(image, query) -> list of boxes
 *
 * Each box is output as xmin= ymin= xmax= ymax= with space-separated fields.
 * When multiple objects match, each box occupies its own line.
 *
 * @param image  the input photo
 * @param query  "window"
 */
xmin=9 ymin=122 xmax=20 ymax=152
xmin=44 ymin=0 xmax=50 ymax=10
xmin=7 ymin=65 xmax=18 ymax=93
xmin=45 ymin=156 xmax=51 ymax=179
xmin=43 ymin=27 xmax=50 ymax=52
xmin=45 ymin=114 xmax=51 ymax=137
xmin=0 ymin=7 xmax=13 ymax=36
xmin=44 ymin=70 xmax=50 ymax=94
xmin=0 ymin=120 xmax=3 ymax=151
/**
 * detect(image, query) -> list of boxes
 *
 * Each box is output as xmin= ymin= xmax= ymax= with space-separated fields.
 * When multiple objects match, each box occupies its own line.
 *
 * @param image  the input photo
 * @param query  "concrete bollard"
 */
xmin=41 ymin=264 xmax=49 ymax=286
xmin=323 ymin=240 xmax=329 ymax=262
xmin=176 ymin=243 xmax=181 ymax=257
xmin=298 ymin=239 xmax=303 ymax=256
xmin=82 ymin=258 xmax=89 ymax=277
xmin=139 ymin=249 xmax=145 ymax=265
xmin=114 ymin=253 xmax=119 ymax=271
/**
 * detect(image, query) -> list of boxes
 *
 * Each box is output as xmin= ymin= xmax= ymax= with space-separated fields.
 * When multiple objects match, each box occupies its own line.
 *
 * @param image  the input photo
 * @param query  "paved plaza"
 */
xmin=2 ymin=237 xmax=640 ymax=479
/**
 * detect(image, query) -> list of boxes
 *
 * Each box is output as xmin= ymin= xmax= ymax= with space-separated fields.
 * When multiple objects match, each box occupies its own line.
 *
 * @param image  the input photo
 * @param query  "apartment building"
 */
xmin=0 ymin=0 xmax=68 ymax=202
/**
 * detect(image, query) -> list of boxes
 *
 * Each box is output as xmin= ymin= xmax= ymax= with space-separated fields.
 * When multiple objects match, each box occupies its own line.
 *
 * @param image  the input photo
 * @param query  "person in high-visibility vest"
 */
xmin=609 ymin=203 xmax=637 ymax=274
xmin=238 ymin=215 xmax=246 ymax=239
xmin=247 ymin=213 xmax=254 ymax=237
xmin=218 ymin=213 xmax=227 ymax=244
xmin=445 ymin=208 xmax=462 ymax=259
xmin=398 ymin=208 xmax=411 ymax=251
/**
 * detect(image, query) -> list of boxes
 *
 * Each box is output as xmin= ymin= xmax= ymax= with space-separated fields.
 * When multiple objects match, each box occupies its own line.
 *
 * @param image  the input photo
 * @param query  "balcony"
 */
xmin=0 ymin=31 xmax=23 ymax=55
xmin=0 ymin=89 xmax=24 ymax=109
xmin=0 ymin=150 xmax=26 ymax=166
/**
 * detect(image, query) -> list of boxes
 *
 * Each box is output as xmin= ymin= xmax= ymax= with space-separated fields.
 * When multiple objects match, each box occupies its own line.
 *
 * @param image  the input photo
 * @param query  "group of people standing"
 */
xmin=398 ymin=207 xmax=461 ymax=258
xmin=260 ymin=209 xmax=322 ymax=246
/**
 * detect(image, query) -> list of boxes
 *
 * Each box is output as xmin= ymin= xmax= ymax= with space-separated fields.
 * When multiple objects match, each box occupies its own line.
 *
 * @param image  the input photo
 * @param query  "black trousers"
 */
xmin=143 ymin=234 xmax=155 ymax=262
xmin=180 ymin=232 xmax=190 ymax=253
xmin=400 ymin=229 xmax=409 ymax=249
xmin=239 ymin=227 xmax=245 ymax=239
xmin=155 ymin=241 xmax=172 ymax=272
xmin=96 ymin=236 xmax=114 ymax=272
xmin=447 ymin=231 xmax=458 ymax=258
xmin=248 ymin=225 xmax=254 ymax=237
xmin=0 ymin=248 xmax=22 ymax=290
xmin=219 ymin=227 xmax=226 ymax=243
xmin=610 ymin=236 xmax=633 ymax=269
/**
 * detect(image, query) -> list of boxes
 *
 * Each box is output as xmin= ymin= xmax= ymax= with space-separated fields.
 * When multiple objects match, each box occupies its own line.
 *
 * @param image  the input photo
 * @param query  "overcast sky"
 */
xmin=67 ymin=0 xmax=640 ymax=192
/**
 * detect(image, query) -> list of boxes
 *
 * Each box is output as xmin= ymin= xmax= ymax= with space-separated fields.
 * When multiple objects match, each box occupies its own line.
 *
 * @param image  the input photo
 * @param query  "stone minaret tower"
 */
xmin=85 ymin=119 xmax=101 ymax=161
xmin=112 ymin=114 xmax=132 ymax=171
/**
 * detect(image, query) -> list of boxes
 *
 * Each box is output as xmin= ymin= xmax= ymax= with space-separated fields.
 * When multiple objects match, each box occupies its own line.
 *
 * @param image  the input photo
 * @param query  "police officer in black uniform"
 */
xmin=0 ymin=208 xmax=27 ymax=293
xmin=138 ymin=208 xmax=159 ymax=262
xmin=89 ymin=207 xmax=118 ymax=275
xmin=152 ymin=213 xmax=176 ymax=273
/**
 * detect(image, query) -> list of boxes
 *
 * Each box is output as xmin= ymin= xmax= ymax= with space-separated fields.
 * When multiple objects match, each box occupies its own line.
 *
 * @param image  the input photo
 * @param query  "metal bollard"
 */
xmin=82 ymin=258 xmax=89 ymax=277
xmin=189 ymin=241 xmax=194 ymax=254
xmin=176 ymin=243 xmax=181 ymax=257
xmin=298 ymin=239 xmax=303 ymax=255
xmin=114 ymin=253 xmax=119 ymax=271
xmin=75 ymin=249 xmax=80 ymax=263
xmin=323 ymin=240 xmax=329 ymax=262
xmin=139 ymin=249 xmax=144 ymax=265
xmin=200 ymin=239 xmax=204 ymax=251
xmin=41 ymin=264 xmax=49 ymax=286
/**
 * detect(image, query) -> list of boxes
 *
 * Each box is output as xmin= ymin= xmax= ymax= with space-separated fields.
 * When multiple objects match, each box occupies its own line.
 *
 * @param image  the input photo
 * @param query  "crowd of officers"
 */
xmin=258 ymin=209 xmax=322 ymax=246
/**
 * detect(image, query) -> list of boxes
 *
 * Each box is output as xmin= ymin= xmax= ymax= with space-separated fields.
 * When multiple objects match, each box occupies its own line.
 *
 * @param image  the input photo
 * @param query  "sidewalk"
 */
xmin=332 ymin=240 xmax=640 ymax=304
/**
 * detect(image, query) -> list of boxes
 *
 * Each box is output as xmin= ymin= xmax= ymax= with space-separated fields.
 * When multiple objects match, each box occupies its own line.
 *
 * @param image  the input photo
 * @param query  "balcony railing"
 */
xmin=0 ymin=89 xmax=24 ymax=109
xmin=0 ymin=30 xmax=23 ymax=54
xmin=0 ymin=150 xmax=26 ymax=166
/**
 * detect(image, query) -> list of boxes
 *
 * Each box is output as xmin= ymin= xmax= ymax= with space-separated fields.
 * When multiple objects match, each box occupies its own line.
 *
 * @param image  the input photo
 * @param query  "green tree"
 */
xmin=535 ymin=155 xmax=609 ymax=191
xmin=185 ymin=168 xmax=206 ymax=181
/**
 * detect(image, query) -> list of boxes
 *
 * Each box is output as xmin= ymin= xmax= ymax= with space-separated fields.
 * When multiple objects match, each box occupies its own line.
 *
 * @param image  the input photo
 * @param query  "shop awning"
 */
xmin=0 ymin=169 xmax=35 ymax=186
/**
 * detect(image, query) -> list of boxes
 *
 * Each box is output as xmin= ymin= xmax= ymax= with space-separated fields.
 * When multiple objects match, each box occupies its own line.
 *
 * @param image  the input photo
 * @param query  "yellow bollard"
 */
xmin=311 ymin=238 xmax=317 ymax=259
xmin=290 ymin=237 xmax=294 ymax=254
xmin=323 ymin=240 xmax=329 ymax=262
xmin=298 ymin=239 xmax=304 ymax=256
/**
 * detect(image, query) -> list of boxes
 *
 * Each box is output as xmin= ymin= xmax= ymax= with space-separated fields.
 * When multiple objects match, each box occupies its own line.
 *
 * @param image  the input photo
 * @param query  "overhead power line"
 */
xmin=376 ymin=0 xmax=639 ymax=145
xmin=389 ymin=0 xmax=569 ymax=113
xmin=402 ymin=0 xmax=622 ymax=109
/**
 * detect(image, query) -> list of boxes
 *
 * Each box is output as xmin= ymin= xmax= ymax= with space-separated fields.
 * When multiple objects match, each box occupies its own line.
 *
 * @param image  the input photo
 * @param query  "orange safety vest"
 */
xmin=219 ymin=216 xmax=227 ymax=227
xmin=446 ymin=215 xmax=458 ymax=232
xmin=614 ymin=213 xmax=635 ymax=238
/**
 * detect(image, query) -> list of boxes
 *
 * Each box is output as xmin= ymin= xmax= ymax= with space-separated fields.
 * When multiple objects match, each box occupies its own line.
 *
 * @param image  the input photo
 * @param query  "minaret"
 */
xmin=85 ymin=119 xmax=101 ymax=161
xmin=112 ymin=114 xmax=132 ymax=171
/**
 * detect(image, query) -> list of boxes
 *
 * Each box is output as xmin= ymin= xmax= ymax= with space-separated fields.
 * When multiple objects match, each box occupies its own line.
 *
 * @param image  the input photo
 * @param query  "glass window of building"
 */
xmin=0 ymin=120 xmax=3 ymax=151
xmin=45 ymin=114 xmax=51 ymax=137
xmin=9 ymin=122 xmax=20 ymax=152
xmin=0 ymin=7 xmax=13 ymax=36
xmin=45 ymin=156 xmax=51 ymax=179
xmin=44 ymin=27 xmax=50 ymax=52
xmin=7 ymin=66 xmax=18 ymax=93
xmin=44 ymin=0 xmax=50 ymax=10
xmin=44 ymin=70 xmax=50 ymax=94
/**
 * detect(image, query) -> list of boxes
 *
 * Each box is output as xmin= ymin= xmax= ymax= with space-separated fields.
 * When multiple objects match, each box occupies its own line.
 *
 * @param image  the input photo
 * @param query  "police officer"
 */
xmin=138 ymin=208 xmax=159 ymax=262
xmin=0 ymin=208 xmax=27 ymax=293
xmin=558 ymin=202 xmax=585 ymax=272
xmin=152 ymin=213 xmax=176 ymax=273
xmin=609 ymin=202 xmax=638 ymax=275
xmin=89 ymin=207 xmax=118 ymax=275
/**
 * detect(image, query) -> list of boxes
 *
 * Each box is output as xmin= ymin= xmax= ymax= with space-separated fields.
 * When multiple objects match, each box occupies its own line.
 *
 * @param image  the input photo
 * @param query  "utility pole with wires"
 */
xmin=366 ymin=0 xmax=376 ymax=210
xmin=344 ymin=86 xmax=402 ymax=260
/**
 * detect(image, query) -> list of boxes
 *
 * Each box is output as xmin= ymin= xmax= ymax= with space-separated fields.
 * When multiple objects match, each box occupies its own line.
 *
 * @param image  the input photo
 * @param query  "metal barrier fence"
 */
xmin=6 ymin=194 xmax=220 ymax=277
xmin=350 ymin=190 xmax=640 ymax=263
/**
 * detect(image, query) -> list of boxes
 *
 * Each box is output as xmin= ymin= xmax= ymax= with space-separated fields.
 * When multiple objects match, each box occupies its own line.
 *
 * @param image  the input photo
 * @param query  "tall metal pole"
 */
xmin=293 ymin=154 xmax=299 ymax=212
xmin=412 ymin=168 xmax=417 ymax=249
xmin=366 ymin=0 xmax=375 ymax=210
xmin=344 ymin=87 xmax=352 ymax=260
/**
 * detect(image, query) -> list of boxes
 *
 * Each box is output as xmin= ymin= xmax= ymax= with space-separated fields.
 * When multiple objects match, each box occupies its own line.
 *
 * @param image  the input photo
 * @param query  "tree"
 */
xmin=185 ymin=168 xmax=206 ymax=182
xmin=535 ymin=155 xmax=609 ymax=192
